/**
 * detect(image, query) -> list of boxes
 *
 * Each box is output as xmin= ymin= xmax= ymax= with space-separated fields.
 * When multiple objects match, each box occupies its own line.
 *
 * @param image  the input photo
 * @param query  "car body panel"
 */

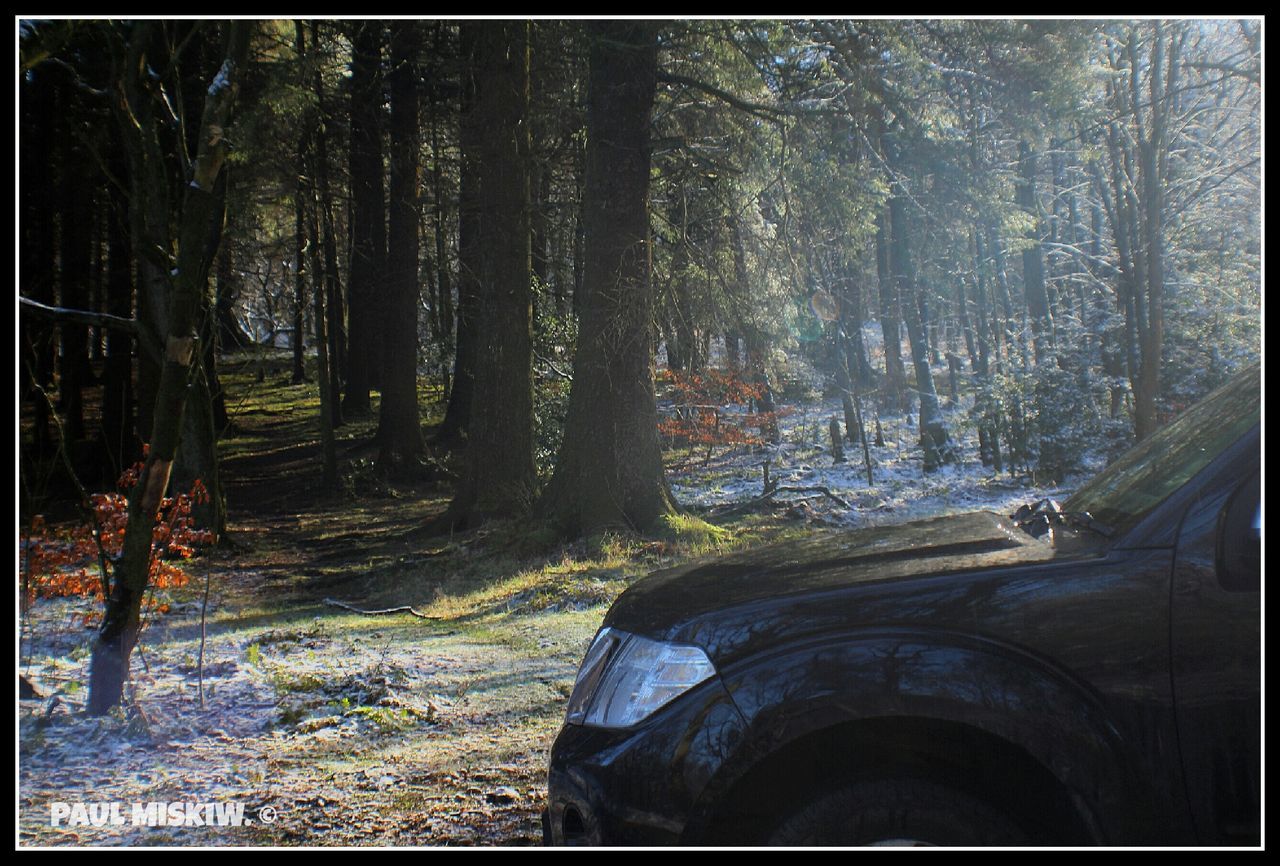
xmin=697 ymin=549 xmax=1183 ymax=843
xmin=607 ymin=511 xmax=1066 ymax=656
xmin=1169 ymin=430 xmax=1261 ymax=843
xmin=546 ymin=675 xmax=748 ymax=844
xmin=556 ymin=520 xmax=1191 ymax=844
xmin=546 ymin=369 xmax=1261 ymax=846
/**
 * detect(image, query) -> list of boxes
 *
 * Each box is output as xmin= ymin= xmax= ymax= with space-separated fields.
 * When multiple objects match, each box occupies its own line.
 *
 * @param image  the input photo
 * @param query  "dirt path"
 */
xmin=19 ymin=369 xmax=601 ymax=846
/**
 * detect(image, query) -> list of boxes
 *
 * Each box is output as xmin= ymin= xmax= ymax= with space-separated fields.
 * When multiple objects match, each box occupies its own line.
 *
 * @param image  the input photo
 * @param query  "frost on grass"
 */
xmin=18 ymin=589 xmax=579 ymax=846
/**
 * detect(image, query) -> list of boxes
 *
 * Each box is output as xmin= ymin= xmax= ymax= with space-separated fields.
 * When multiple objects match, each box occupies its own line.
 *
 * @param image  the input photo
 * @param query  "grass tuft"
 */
xmin=656 ymin=512 xmax=732 ymax=554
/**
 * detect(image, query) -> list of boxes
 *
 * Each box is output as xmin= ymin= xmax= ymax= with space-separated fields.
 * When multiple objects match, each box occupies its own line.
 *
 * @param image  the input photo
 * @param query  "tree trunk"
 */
xmin=889 ymin=186 xmax=955 ymax=471
xmin=291 ymin=20 xmax=309 ymax=386
xmin=828 ymin=418 xmax=844 ymax=463
xmin=101 ymin=153 xmax=137 ymax=476
xmin=833 ymin=257 xmax=861 ymax=440
xmin=541 ymin=21 xmax=676 ymax=536
xmin=58 ymin=101 xmax=92 ymax=444
xmin=987 ymin=223 xmax=1029 ymax=467
xmin=90 ymin=190 xmax=106 ymax=366
xmin=1132 ymin=24 xmax=1175 ymax=441
xmin=301 ymin=23 xmax=338 ymax=489
xmin=446 ymin=20 xmax=535 ymax=524
xmin=1017 ymin=141 xmax=1053 ymax=363
xmin=745 ymin=330 xmax=780 ymax=445
xmin=1090 ymin=167 xmax=1126 ymax=418
xmin=920 ymin=290 xmax=940 ymax=367
xmin=955 ymin=274 xmax=977 ymax=373
xmin=1099 ymin=23 xmax=1180 ymax=441
xmin=971 ymin=229 xmax=1001 ymax=471
xmin=171 ymin=163 xmax=230 ymax=537
xmin=310 ymin=170 xmax=338 ymax=489
xmin=875 ymin=210 xmax=908 ymax=414
xmin=726 ymin=213 xmax=753 ymax=374
xmin=377 ymin=21 xmax=425 ymax=467
xmin=88 ymin=22 xmax=250 ymax=715
xmin=214 ymin=241 xmax=250 ymax=351
xmin=344 ymin=20 xmax=386 ymax=416
xmin=437 ymin=26 xmax=481 ymax=448
xmin=292 ymin=200 xmax=307 ymax=383
xmin=531 ymin=146 xmax=551 ymax=295
xmin=429 ymin=93 xmax=454 ymax=398
xmin=311 ymin=20 xmax=345 ymax=427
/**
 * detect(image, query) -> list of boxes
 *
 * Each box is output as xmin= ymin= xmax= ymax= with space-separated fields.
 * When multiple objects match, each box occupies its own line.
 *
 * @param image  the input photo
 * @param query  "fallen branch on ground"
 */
xmin=713 ymin=485 xmax=852 ymax=517
xmin=323 ymin=597 xmax=440 ymax=619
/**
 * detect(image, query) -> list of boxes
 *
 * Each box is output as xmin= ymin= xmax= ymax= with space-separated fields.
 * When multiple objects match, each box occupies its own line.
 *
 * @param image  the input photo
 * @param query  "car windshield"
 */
xmin=1064 ymin=365 xmax=1260 ymax=535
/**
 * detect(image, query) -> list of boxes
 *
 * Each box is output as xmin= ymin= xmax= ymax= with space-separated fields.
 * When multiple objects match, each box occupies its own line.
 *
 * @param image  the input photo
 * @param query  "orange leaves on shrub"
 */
xmin=21 ymin=459 xmax=214 ymax=611
xmin=668 ymin=369 xmax=764 ymax=406
xmin=660 ymin=370 xmax=784 ymax=452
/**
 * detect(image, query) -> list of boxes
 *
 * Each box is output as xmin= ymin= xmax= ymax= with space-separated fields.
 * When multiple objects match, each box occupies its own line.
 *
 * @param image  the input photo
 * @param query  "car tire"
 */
xmin=767 ymin=776 xmax=1032 ymax=846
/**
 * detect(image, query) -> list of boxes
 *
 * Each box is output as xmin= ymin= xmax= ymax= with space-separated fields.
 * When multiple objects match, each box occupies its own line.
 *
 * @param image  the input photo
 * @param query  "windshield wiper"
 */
xmin=1011 ymin=498 xmax=1114 ymax=540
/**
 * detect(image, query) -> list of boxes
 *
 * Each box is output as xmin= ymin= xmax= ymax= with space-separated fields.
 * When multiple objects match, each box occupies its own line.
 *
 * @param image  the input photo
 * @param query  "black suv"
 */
xmin=544 ymin=366 xmax=1260 ymax=846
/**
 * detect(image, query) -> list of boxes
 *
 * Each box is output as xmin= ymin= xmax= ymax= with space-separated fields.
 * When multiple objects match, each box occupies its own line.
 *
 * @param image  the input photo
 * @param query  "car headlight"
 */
xmin=565 ymin=627 xmax=717 ymax=729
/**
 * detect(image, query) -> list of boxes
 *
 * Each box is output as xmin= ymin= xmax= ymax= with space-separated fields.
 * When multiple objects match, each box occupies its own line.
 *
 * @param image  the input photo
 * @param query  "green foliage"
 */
xmin=1161 ymin=302 xmax=1260 ymax=426
xmin=1030 ymin=363 xmax=1105 ymax=484
xmin=771 ymin=350 xmax=824 ymax=403
xmin=532 ymin=291 xmax=577 ymax=479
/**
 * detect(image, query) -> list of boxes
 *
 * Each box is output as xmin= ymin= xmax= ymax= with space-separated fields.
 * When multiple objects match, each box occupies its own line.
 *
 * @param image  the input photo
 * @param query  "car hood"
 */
xmin=606 ymin=510 xmax=1095 ymax=653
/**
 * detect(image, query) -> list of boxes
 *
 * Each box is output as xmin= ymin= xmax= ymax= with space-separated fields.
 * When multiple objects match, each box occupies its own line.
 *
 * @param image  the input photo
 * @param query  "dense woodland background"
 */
xmin=18 ymin=19 xmax=1261 ymax=719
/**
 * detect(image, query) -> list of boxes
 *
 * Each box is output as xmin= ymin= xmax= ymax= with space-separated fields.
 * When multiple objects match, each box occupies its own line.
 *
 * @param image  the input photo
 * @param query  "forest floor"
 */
xmin=17 ymin=350 xmax=1088 ymax=847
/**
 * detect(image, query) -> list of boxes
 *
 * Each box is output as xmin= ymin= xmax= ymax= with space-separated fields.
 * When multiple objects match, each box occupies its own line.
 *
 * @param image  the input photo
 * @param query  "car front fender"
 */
xmin=688 ymin=628 xmax=1181 ymax=844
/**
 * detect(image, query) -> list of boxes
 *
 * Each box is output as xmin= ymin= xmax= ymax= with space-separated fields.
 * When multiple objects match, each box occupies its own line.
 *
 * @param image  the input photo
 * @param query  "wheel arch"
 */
xmin=690 ymin=714 xmax=1099 ymax=845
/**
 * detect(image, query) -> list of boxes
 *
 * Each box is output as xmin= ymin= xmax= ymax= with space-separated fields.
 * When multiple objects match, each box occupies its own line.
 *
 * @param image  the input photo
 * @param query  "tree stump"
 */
xmin=829 ymin=418 xmax=845 ymax=463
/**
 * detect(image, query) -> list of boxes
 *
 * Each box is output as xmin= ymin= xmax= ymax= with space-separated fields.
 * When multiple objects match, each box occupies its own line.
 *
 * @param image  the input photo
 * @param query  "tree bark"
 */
xmin=1017 ymin=141 xmax=1053 ymax=363
xmin=971 ymin=229 xmax=1001 ymax=471
xmin=428 ymin=89 xmax=454 ymax=397
xmin=1099 ymin=23 xmax=1180 ymax=441
xmin=173 ymin=169 xmax=230 ymax=537
xmin=344 ymin=20 xmax=386 ymax=416
xmin=377 ymin=21 xmax=426 ymax=467
xmin=57 ymin=93 xmax=93 ymax=443
xmin=446 ymin=20 xmax=534 ymax=523
xmin=214 ymin=240 xmax=250 ymax=351
xmin=437 ymin=25 xmax=481 ymax=448
xmin=875 ymin=210 xmax=908 ymax=414
xmin=309 ymin=153 xmax=338 ymax=490
xmin=541 ymin=21 xmax=676 ymax=536
xmin=101 ymin=160 xmax=137 ymax=475
xmin=311 ymin=20 xmax=345 ymax=427
xmin=1132 ymin=23 xmax=1175 ymax=441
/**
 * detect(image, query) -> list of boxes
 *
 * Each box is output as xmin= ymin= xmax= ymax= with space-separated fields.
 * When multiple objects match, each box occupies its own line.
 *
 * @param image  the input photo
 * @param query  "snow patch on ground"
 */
xmin=18 ymin=595 xmax=575 ymax=845
xmin=665 ymin=391 xmax=1101 ymax=527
